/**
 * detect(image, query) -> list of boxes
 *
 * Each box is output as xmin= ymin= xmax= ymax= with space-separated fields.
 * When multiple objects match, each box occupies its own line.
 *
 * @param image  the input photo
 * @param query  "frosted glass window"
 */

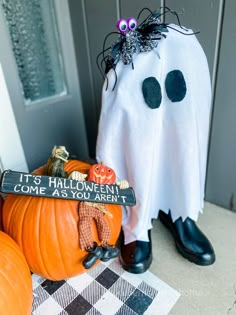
xmin=2 ymin=0 xmax=67 ymax=104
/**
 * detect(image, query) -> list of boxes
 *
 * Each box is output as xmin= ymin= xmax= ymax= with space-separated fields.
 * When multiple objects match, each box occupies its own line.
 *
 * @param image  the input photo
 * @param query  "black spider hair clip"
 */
xmin=97 ymin=7 xmax=199 ymax=91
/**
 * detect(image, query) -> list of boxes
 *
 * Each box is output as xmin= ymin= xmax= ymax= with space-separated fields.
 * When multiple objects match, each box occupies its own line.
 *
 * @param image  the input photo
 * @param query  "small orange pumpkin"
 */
xmin=0 ymin=231 xmax=33 ymax=315
xmin=88 ymin=163 xmax=116 ymax=184
xmin=2 ymin=160 xmax=122 ymax=280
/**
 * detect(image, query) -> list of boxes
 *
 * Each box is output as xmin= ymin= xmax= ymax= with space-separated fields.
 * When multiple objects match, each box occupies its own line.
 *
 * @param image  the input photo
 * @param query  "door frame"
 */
xmin=0 ymin=63 xmax=28 ymax=173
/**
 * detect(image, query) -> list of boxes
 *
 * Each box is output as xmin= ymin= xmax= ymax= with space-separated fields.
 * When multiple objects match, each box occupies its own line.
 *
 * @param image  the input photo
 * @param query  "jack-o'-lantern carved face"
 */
xmin=88 ymin=164 xmax=116 ymax=185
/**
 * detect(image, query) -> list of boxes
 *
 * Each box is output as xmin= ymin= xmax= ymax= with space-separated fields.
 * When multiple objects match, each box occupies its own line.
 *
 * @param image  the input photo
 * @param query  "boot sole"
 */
xmin=119 ymin=254 xmax=153 ymax=274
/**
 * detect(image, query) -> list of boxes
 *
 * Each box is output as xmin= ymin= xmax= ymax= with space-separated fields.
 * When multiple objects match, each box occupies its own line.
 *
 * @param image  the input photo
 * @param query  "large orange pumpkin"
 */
xmin=2 ymin=160 xmax=122 ymax=280
xmin=0 ymin=231 xmax=32 ymax=315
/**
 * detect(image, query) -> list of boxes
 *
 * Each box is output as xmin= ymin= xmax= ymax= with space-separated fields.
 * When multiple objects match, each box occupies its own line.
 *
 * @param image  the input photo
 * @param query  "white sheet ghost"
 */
xmin=96 ymin=24 xmax=211 ymax=244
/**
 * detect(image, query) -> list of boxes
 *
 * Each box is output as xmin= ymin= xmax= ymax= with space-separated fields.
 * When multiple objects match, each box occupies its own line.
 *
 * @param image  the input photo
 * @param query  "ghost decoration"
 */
xmin=96 ymin=19 xmax=211 ymax=244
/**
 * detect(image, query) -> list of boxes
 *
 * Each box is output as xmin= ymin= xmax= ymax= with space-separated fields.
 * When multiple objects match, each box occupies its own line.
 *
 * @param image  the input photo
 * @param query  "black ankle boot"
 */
xmin=159 ymin=210 xmax=215 ymax=266
xmin=83 ymin=243 xmax=103 ymax=269
xmin=101 ymin=245 xmax=120 ymax=262
xmin=119 ymin=230 xmax=152 ymax=274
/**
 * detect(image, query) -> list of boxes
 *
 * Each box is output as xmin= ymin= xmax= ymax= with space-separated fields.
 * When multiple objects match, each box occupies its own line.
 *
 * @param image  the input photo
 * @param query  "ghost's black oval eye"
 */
xmin=165 ymin=70 xmax=187 ymax=102
xmin=142 ymin=77 xmax=162 ymax=109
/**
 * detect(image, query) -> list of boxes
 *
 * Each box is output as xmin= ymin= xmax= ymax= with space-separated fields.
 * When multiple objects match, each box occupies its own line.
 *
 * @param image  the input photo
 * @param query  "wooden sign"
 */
xmin=0 ymin=170 xmax=136 ymax=206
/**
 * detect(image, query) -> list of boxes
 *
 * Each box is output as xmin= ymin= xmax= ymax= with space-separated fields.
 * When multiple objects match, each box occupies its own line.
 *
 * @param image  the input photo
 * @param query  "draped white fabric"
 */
xmin=96 ymin=25 xmax=211 ymax=244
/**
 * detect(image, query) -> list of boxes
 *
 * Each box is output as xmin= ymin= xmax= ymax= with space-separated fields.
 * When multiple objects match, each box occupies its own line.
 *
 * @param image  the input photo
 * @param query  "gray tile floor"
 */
xmin=150 ymin=202 xmax=236 ymax=315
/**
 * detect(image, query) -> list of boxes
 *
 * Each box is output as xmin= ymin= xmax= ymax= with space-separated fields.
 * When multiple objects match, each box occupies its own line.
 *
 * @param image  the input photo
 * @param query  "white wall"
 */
xmin=0 ymin=63 xmax=28 ymax=173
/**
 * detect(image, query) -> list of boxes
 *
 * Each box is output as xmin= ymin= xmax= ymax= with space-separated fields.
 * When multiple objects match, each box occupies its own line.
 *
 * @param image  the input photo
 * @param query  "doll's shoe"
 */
xmin=119 ymin=230 xmax=152 ymax=274
xmin=101 ymin=245 xmax=120 ymax=262
xmin=83 ymin=243 xmax=103 ymax=269
xmin=158 ymin=210 xmax=215 ymax=266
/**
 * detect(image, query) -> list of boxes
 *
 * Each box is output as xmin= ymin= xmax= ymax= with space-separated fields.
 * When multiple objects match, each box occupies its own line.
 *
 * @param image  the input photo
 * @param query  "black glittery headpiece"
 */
xmin=97 ymin=7 xmax=199 ymax=91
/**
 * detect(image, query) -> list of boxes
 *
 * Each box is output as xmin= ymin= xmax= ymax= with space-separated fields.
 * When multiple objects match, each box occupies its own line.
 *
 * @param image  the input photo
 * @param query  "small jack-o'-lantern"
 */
xmin=88 ymin=163 xmax=116 ymax=185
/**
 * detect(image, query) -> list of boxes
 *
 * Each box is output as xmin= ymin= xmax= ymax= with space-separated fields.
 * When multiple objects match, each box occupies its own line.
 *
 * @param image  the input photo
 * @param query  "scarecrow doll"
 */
xmin=71 ymin=163 xmax=129 ymax=269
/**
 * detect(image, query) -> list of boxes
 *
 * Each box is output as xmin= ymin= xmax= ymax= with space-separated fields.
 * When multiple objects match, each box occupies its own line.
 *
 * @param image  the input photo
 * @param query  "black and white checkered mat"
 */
xmin=32 ymin=259 xmax=180 ymax=315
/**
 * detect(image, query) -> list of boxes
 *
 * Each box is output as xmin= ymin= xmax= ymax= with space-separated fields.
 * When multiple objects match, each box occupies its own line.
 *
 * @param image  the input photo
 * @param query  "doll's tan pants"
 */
xmin=79 ymin=202 xmax=111 ymax=250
